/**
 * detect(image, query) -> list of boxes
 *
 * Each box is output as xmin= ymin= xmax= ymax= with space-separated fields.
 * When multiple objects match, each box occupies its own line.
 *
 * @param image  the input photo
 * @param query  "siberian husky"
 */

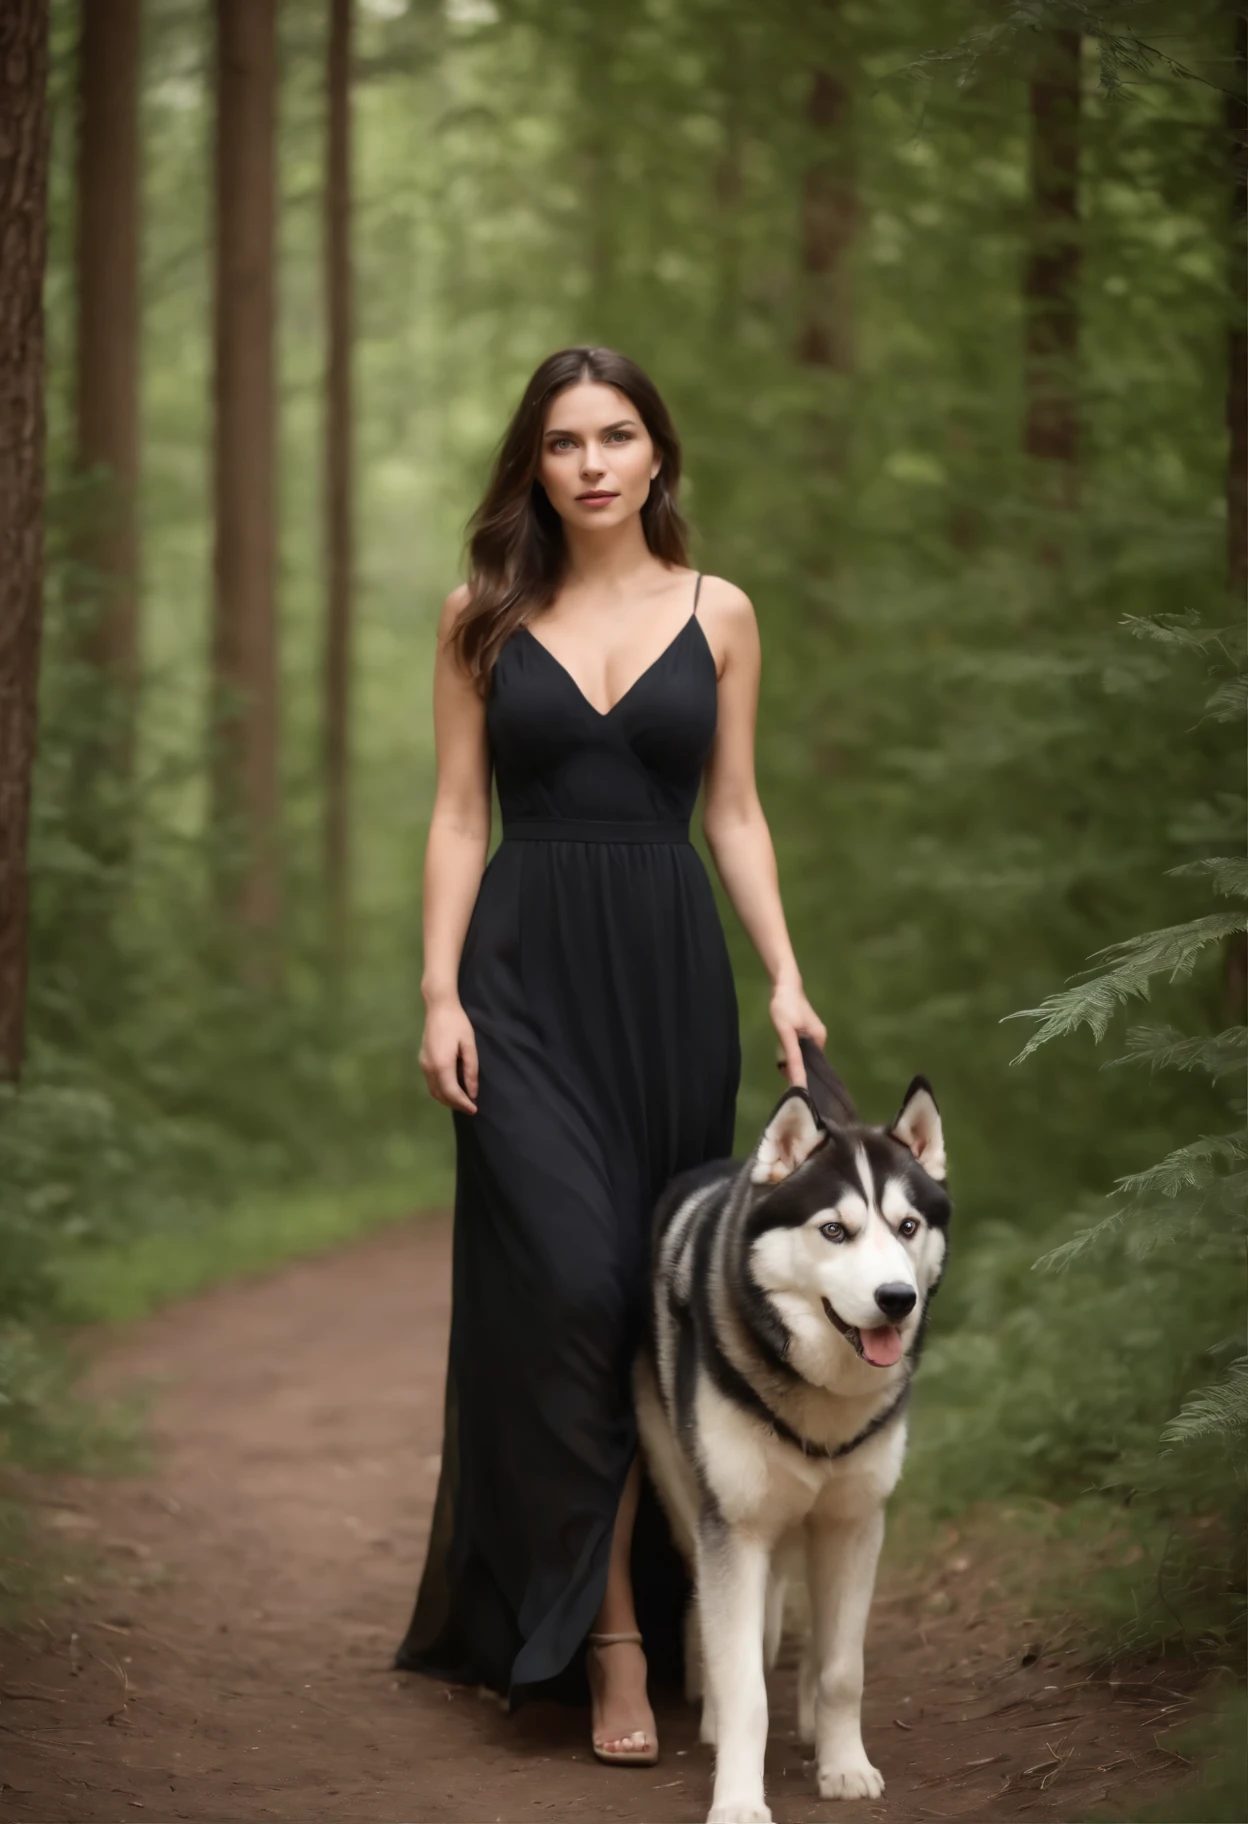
xmin=634 ymin=1038 xmax=950 ymax=1824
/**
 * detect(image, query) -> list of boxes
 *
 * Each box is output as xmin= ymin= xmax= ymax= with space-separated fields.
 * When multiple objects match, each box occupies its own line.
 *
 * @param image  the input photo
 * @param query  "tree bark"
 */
xmin=73 ymin=0 xmax=141 ymax=764
xmin=712 ymin=23 xmax=744 ymax=349
xmin=1227 ymin=5 xmax=1246 ymax=605
xmin=1023 ymin=29 xmax=1082 ymax=524
xmin=211 ymin=0 xmax=281 ymax=953
xmin=1224 ymin=4 xmax=1246 ymax=1025
xmin=794 ymin=7 xmax=857 ymax=602
xmin=795 ymin=63 xmax=855 ymax=383
xmin=0 ymin=0 xmax=51 ymax=1083
xmin=323 ymin=0 xmax=353 ymax=973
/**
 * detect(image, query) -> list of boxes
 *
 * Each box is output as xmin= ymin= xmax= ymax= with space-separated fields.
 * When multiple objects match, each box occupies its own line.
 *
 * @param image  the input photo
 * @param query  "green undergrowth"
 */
xmin=0 ymin=1144 xmax=452 ymax=1493
xmin=1094 ymin=1684 xmax=1248 ymax=1823
xmin=0 ymin=1495 xmax=76 ymax=1626
xmin=896 ymin=1211 xmax=1244 ymax=1662
xmin=50 ymin=1150 xmax=453 ymax=1327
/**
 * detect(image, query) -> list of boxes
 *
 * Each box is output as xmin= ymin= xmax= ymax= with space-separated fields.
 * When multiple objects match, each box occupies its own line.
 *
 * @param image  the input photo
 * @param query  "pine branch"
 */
xmin=1111 ymin=1024 xmax=1248 ymax=1080
xmin=1115 ymin=1133 xmax=1247 ymax=1203
xmin=1120 ymin=612 xmax=1240 ymax=658
xmin=1160 ymin=1359 xmax=1248 ymax=1448
xmin=1168 ymin=856 xmax=1248 ymax=898
xmin=1202 ymin=677 xmax=1248 ymax=724
xmin=1036 ymin=1207 xmax=1126 ymax=1273
xmin=1005 ymin=913 xmax=1248 ymax=1062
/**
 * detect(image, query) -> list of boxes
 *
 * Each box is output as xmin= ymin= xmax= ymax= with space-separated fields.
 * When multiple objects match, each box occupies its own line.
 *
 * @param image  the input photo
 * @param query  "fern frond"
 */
xmin=1111 ymin=1024 xmax=1248 ymax=1079
xmin=1119 ymin=612 xmax=1233 ymax=654
xmin=1203 ymin=676 xmax=1248 ymax=723
xmin=1035 ymin=1209 xmax=1125 ymax=1273
xmin=1114 ymin=1133 xmax=1247 ymax=1202
xmin=1160 ymin=1359 xmax=1248 ymax=1447
xmin=1004 ymin=912 xmax=1247 ymax=1062
xmin=1167 ymin=856 xmax=1248 ymax=898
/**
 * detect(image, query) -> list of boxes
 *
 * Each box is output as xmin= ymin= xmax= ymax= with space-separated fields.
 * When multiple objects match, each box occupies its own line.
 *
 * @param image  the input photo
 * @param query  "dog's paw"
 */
xmin=817 ymin=1760 xmax=884 ymax=1802
xmin=707 ymin=1804 xmax=772 ymax=1824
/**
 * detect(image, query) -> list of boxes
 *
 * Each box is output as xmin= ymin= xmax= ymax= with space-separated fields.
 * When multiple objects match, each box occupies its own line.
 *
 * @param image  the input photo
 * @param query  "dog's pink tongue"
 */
xmin=860 ymin=1325 xmax=903 ymax=1367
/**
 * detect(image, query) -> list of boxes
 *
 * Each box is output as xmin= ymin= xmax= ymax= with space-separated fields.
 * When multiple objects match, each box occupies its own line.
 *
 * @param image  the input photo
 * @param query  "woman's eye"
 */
xmin=606 ymin=429 xmax=632 ymax=442
xmin=899 ymin=1218 xmax=919 ymax=1239
xmin=820 ymin=1222 xmax=846 ymax=1244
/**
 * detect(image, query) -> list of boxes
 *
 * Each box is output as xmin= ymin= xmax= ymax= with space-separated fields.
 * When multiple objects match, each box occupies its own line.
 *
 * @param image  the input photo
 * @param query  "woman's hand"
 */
xmin=769 ymin=980 xmax=828 ymax=1089
xmin=420 ymin=995 xmax=479 ymax=1114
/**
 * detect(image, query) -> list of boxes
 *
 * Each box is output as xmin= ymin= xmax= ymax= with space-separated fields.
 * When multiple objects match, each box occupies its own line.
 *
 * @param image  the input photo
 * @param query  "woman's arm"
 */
xmin=698 ymin=579 xmax=827 ymax=1088
xmin=419 ymin=584 xmax=492 ymax=1114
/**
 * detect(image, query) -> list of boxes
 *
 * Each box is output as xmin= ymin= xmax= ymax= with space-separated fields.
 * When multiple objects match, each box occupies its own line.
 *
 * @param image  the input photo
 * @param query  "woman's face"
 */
xmin=537 ymin=381 xmax=660 ymax=530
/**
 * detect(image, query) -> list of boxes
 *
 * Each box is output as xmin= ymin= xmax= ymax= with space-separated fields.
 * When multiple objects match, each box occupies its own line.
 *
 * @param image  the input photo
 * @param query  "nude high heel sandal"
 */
xmin=585 ymin=1631 xmax=660 ymax=1767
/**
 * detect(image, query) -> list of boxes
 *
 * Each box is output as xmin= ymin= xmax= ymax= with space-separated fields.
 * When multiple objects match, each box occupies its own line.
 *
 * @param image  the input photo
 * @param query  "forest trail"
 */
xmin=1 ymin=1218 xmax=1187 ymax=1824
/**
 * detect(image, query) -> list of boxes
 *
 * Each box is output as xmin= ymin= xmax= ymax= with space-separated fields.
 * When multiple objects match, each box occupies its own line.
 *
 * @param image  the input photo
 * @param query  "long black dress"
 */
xmin=394 ymin=570 xmax=741 ymax=1709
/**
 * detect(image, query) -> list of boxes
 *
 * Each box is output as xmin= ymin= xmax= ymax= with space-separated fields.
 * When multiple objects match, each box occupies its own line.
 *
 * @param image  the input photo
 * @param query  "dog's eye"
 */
xmin=898 ymin=1218 xmax=919 ymax=1239
xmin=819 ymin=1221 xmax=847 ymax=1244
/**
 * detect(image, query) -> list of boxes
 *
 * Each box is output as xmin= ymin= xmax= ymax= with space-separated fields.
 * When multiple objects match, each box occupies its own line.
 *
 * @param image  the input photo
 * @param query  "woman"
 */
xmin=394 ymin=346 xmax=826 ymax=1767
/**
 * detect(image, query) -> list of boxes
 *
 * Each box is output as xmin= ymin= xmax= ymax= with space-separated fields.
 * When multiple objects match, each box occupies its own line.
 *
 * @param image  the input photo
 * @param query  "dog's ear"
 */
xmin=751 ymin=1089 xmax=827 ymax=1186
xmin=798 ymin=1035 xmax=858 ymax=1128
xmin=888 ymin=1076 xmax=946 ymax=1182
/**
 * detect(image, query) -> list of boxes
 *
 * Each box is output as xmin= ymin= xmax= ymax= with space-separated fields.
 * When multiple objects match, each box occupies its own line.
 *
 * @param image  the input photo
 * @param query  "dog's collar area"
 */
xmin=711 ymin=1341 xmax=912 ymax=1466
xmin=770 ymin=1377 xmax=911 ymax=1464
xmin=821 ymin=1295 xmax=865 ymax=1359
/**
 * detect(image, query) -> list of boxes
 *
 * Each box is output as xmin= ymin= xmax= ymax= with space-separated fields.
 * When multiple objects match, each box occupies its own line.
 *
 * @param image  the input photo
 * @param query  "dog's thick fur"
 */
xmin=634 ymin=1038 xmax=951 ymax=1824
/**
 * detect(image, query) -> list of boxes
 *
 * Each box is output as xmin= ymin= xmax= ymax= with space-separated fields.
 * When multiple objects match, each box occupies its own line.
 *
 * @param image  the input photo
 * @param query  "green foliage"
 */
xmin=52 ymin=1171 xmax=452 ymax=1327
xmin=1101 ymin=1685 xmax=1248 ymax=1822
xmin=903 ymin=614 xmax=1245 ymax=1661
xmin=11 ymin=7 xmax=1242 ymax=1752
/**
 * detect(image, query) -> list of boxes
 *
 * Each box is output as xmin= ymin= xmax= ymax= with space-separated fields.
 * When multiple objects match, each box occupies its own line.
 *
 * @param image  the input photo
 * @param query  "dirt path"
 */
xmin=0 ymin=1218 xmax=1188 ymax=1823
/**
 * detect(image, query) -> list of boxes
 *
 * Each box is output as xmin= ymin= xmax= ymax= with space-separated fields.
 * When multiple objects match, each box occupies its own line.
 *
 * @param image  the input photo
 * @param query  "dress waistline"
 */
xmin=502 ymin=818 xmax=690 ymax=845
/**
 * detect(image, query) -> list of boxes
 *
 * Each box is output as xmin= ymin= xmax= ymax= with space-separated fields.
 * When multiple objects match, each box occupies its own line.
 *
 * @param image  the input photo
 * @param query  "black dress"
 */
xmin=395 ymin=570 xmax=741 ymax=1708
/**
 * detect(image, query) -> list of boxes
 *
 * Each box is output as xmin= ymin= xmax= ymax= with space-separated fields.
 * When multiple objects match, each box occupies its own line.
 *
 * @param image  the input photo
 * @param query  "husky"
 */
xmin=634 ymin=1037 xmax=950 ymax=1824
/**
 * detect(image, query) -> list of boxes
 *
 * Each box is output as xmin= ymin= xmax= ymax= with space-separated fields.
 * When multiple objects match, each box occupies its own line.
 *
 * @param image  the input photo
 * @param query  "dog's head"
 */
xmin=742 ymin=1039 xmax=950 ymax=1377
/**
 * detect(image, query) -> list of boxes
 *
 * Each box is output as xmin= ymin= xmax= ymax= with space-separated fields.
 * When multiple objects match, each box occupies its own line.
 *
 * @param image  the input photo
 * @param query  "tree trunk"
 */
xmin=794 ymin=8 xmax=857 ymax=604
xmin=1023 ymin=29 xmax=1082 ymax=530
xmin=73 ymin=0 xmax=141 ymax=768
xmin=211 ymin=0 xmax=281 ymax=955
xmin=572 ymin=15 xmax=615 ymax=341
xmin=712 ymin=23 xmax=744 ymax=349
xmin=795 ymin=64 xmax=855 ymax=383
xmin=323 ymin=0 xmax=353 ymax=974
xmin=1224 ymin=4 xmax=1246 ymax=1025
xmin=0 ymin=0 xmax=51 ymax=1084
xmin=1227 ymin=5 xmax=1246 ymax=605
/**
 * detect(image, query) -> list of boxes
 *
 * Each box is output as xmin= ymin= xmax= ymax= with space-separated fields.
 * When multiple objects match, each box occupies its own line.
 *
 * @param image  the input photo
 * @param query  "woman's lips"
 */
xmin=577 ymin=492 xmax=618 ymax=503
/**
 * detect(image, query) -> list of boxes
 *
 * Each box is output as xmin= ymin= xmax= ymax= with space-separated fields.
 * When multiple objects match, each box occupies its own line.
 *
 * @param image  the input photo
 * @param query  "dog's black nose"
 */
xmin=874 ymin=1282 xmax=916 ymax=1321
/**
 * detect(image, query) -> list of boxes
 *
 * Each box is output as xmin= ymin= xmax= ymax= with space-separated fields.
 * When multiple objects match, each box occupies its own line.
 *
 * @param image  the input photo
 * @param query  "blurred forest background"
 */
xmin=0 ymin=0 xmax=1244 ymax=1805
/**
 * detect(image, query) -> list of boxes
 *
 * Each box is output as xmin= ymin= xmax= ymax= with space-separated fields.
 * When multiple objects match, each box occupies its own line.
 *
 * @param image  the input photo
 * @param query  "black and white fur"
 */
xmin=634 ymin=1039 xmax=950 ymax=1824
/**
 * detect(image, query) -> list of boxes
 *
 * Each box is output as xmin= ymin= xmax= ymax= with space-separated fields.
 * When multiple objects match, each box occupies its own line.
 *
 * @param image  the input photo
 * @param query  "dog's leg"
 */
xmin=797 ymin=1633 xmax=817 ymax=1745
xmin=685 ymin=1592 xmax=704 ymax=1705
xmin=763 ymin=1567 xmax=785 ymax=1672
xmin=805 ymin=1509 xmax=886 ymax=1802
xmin=697 ymin=1519 xmax=773 ymax=1824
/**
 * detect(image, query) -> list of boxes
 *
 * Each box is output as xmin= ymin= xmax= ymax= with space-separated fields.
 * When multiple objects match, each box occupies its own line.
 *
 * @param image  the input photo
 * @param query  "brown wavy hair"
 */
xmin=448 ymin=347 xmax=690 ymax=695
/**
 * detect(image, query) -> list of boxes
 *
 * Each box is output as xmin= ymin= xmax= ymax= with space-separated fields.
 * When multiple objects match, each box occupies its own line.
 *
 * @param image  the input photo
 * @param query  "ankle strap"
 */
xmin=587 ymin=1630 xmax=643 ymax=1646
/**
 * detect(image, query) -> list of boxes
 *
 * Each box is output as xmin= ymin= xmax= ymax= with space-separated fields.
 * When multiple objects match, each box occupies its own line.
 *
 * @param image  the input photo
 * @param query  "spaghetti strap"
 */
xmin=692 ymin=570 xmax=703 ymax=616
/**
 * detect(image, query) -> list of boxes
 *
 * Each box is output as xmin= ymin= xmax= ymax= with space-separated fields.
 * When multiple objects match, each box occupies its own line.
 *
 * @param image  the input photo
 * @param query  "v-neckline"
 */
xmin=519 ymin=613 xmax=706 ymax=720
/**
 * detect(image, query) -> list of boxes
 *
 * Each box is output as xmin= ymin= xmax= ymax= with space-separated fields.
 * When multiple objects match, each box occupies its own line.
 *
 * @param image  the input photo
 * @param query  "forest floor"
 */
xmin=0 ymin=1217 xmax=1196 ymax=1824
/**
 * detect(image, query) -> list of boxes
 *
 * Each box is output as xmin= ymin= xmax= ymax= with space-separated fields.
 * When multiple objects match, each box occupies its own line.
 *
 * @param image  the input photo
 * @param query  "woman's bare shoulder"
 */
xmin=437 ymin=581 xmax=474 ymax=639
xmin=697 ymin=573 xmax=758 ymax=640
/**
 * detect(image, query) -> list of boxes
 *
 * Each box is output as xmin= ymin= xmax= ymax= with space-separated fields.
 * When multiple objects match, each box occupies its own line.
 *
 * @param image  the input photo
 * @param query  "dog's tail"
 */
xmin=798 ymin=1034 xmax=859 ymax=1128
